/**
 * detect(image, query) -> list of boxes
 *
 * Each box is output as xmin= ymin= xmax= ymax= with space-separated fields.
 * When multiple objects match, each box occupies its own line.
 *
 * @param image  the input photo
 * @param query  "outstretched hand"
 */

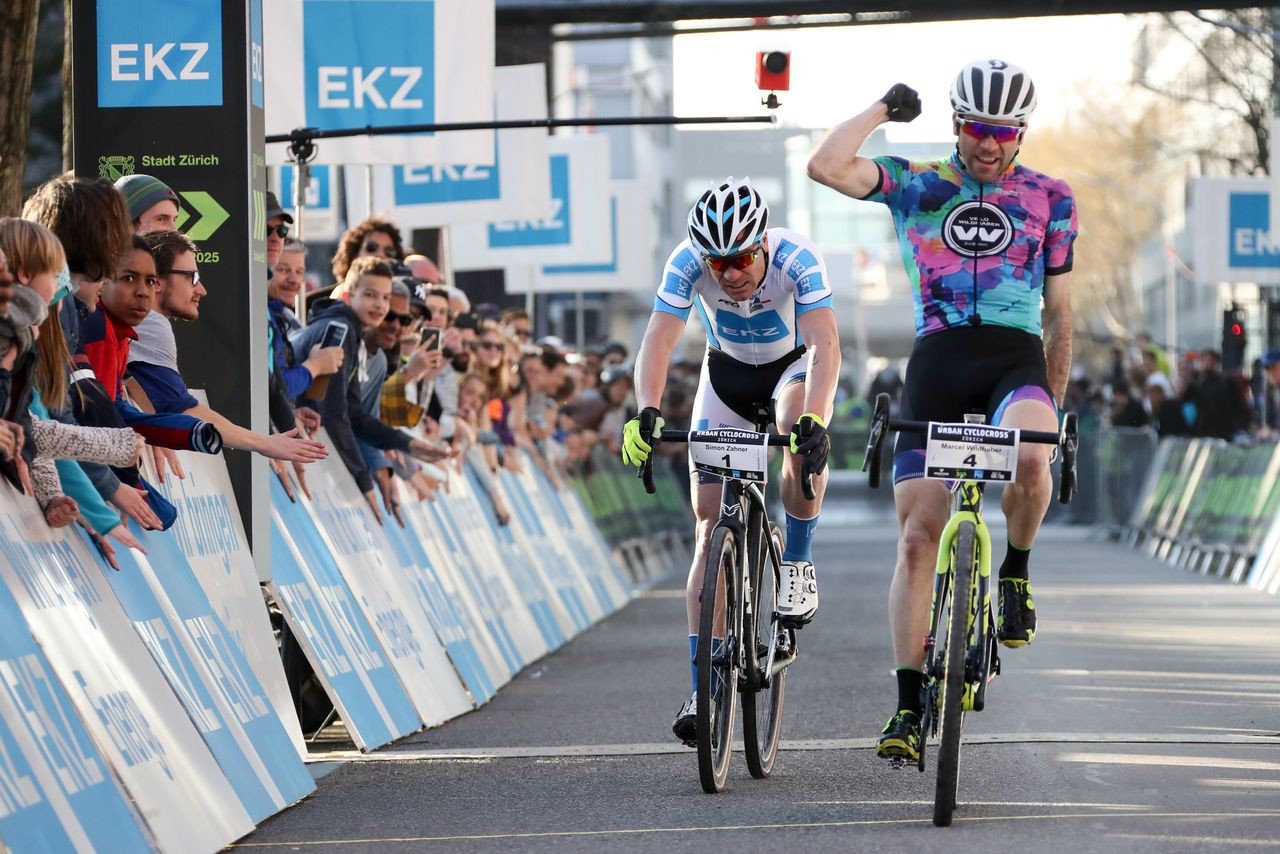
xmin=263 ymin=429 xmax=328 ymax=463
xmin=880 ymin=83 xmax=921 ymax=123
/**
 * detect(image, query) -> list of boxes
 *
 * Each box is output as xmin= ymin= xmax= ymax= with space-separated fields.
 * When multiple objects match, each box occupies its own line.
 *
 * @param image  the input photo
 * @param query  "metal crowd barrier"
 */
xmin=570 ymin=449 xmax=695 ymax=586
xmin=1125 ymin=436 xmax=1280 ymax=587
xmin=1088 ymin=426 xmax=1161 ymax=535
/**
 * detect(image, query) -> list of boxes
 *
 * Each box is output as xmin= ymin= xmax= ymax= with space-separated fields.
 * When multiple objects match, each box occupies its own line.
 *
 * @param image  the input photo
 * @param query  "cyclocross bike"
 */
xmin=862 ymin=392 xmax=1078 ymax=826
xmin=639 ymin=404 xmax=811 ymax=793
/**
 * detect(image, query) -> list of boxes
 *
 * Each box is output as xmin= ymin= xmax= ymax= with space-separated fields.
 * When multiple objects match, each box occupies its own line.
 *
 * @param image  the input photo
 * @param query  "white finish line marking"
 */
xmin=231 ymin=810 xmax=1280 ymax=848
xmin=309 ymin=732 xmax=1278 ymax=762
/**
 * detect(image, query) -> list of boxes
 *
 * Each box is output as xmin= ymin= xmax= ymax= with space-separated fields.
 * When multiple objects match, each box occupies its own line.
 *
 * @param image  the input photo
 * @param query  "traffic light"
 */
xmin=1222 ymin=305 xmax=1247 ymax=372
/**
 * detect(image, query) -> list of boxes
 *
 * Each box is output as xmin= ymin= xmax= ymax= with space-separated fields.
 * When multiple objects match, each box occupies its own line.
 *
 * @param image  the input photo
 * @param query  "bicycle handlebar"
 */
xmin=637 ymin=430 xmax=812 ymax=498
xmin=861 ymin=393 xmax=1079 ymax=504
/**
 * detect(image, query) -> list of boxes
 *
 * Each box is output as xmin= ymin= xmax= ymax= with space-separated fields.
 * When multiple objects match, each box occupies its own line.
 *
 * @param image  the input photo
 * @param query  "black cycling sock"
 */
xmin=999 ymin=539 xmax=1031 ymax=580
xmin=895 ymin=667 xmax=924 ymax=716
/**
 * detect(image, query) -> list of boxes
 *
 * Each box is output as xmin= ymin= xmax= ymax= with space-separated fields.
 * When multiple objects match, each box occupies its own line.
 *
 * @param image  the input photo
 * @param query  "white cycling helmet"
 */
xmin=950 ymin=59 xmax=1037 ymax=125
xmin=687 ymin=177 xmax=769 ymax=257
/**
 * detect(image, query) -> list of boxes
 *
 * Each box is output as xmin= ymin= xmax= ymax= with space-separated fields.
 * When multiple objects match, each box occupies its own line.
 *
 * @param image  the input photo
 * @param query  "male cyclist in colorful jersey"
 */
xmin=807 ymin=59 xmax=1078 ymax=761
xmin=620 ymin=177 xmax=841 ymax=745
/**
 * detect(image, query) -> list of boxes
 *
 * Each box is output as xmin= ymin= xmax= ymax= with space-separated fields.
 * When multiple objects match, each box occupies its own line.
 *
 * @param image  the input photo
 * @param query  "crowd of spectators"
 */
xmin=0 ymin=171 xmax=664 ymax=564
xmin=1063 ymin=331 xmax=1269 ymax=442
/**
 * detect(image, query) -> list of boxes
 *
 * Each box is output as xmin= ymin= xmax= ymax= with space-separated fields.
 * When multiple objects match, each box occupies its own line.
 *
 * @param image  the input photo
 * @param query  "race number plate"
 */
xmin=924 ymin=422 xmax=1019 ymax=483
xmin=689 ymin=428 xmax=769 ymax=483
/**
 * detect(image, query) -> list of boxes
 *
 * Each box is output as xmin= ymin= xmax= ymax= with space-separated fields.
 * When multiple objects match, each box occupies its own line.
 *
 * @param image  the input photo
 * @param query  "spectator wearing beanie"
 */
xmin=114 ymin=174 xmax=181 ymax=234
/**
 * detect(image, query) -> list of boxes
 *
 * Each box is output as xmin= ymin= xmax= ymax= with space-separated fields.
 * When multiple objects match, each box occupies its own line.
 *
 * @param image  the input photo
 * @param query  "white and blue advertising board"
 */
xmin=274 ymin=162 xmax=342 ymax=242
xmin=397 ymin=480 xmax=515 ymax=697
xmin=105 ymin=539 xmax=306 ymax=822
xmin=451 ymin=135 xmax=612 ymax=269
xmin=504 ymin=457 xmax=606 ymax=626
xmin=0 ymin=575 xmax=151 ymax=853
xmin=511 ymin=180 xmax=655 ymax=295
xmin=494 ymin=463 xmax=592 ymax=636
xmin=538 ymin=473 xmax=633 ymax=613
xmin=382 ymin=485 xmax=499 ymax=704
xmin=1192 ymin=176 xmax=1280 ymax=285
xmin=265 ymin=0 xmax=494 ymax=166
xmin=269 ymin=478 xmax=420 ymax=751
xmin=294 ymin=441 xmax=472 ymax=727
xmin=345 ymin=64 xmax=553 ymax=228
xmin=418 ymin=462 xmax=527 ymax=674
xmin=447 ymin=458 xmax=554 ymax=666
xmin=151 ymin=444 xmax=306 ymax=757
xmin=0 ymin=487 xmax=253 ymax=852
xmin=470 ymin=467 xmax=570 ymax=651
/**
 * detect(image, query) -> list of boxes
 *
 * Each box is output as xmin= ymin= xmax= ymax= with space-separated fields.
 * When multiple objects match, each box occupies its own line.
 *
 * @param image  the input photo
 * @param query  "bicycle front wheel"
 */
xmin=934 ymin=520 xmax=976 ymax=827
xmin=743 ymin=522 xmax=787 ymax=779
xmin=697 ymin=525 xmax=740 ymax=793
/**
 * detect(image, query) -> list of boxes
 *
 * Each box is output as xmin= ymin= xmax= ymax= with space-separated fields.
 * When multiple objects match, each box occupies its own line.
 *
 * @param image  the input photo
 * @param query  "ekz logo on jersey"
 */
xmin=304 ymin=0 xmax=436 ymax=131
xmin=97 ymin=0 xmax=224 ymax=108
xmin=942 ymin=201 xmax=1013 ymax=257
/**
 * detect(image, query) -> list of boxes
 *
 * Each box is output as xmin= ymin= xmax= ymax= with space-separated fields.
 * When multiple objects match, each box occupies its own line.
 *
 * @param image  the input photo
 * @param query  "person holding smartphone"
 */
xmin=293 ymin=257 xmax=448 ymax=523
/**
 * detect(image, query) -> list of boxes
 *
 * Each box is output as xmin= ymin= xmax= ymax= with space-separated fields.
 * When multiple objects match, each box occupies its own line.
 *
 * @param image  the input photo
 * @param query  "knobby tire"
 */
xmin=697 ymin=525 xmax=739 ymax=793
xmin=743 ymin=522 xmax=786 ymax=778
xmin=934 ymin=520 xmax=976 ymax=827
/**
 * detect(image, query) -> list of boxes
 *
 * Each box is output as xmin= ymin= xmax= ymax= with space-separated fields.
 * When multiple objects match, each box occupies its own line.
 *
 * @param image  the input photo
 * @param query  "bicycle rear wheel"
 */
xmin=697 ymin=525 xmax=740 ymax=793
xmin=743 ymin=522 xmax=787 ymax=779
xmin=934 ymin=520 xmax=976 ymax=827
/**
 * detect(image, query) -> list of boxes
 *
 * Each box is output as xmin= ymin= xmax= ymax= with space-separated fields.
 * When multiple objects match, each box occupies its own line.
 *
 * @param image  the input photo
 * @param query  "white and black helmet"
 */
xmin=950 ymin=59 xmax=1037 ymax=125
xmin=687 ymin=177 xmax=769 ymax=257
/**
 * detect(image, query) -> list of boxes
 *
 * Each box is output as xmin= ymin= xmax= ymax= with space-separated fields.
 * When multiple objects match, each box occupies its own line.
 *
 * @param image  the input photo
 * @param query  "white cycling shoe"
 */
xmin=777 ymin=560 xmax=818 ymax=625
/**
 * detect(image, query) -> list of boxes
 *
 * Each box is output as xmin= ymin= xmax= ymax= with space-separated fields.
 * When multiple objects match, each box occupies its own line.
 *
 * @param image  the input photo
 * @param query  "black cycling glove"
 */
xmin=880 ymin=83 xmax=922 ymax=123
xmin=789 ymin=413 xmax=830 ymax=478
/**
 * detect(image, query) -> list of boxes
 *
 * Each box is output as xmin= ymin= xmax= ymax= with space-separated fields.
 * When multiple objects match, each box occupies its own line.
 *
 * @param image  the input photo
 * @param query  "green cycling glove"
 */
xmin=790 ymin=412 xmax=831 ymax=477
xmin=622 ymin=407 xmax=665 ymax=467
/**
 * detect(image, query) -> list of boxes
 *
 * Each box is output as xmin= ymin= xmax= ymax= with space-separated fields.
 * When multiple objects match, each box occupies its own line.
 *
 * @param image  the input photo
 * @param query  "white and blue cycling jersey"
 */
xmin=654 ymin=227 xmax=833 ymax=367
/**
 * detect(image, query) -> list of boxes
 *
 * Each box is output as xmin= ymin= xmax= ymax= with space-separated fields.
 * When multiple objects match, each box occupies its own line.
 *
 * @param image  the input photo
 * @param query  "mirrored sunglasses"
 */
xmin=703 ymin=245 xmax=760 ymax=273
xmin=959 ymin=119 xmax=1022 ymax=144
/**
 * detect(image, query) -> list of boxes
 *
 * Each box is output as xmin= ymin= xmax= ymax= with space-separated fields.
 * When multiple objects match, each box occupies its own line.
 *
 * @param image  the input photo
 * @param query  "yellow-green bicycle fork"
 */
xmin=924 ymin=481 xmax=995 ymax=721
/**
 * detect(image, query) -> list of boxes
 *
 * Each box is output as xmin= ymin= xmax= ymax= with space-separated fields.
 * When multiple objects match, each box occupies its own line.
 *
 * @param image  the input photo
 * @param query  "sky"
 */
xmin=673 ymin=14 xmax=1147 ymax=142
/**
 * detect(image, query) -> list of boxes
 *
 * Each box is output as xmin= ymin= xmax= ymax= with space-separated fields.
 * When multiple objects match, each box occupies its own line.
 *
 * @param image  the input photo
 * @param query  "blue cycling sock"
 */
xmin=689 ymin=635 xmax=726 ymax=695
xmin=783 ymin=513 xmax=819 ymax=562
xmin=688 ymin=634 xmax=698 ymax=694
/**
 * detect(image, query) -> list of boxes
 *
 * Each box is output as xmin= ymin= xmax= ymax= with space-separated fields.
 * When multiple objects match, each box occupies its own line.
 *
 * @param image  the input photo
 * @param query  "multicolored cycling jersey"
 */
xmin=864 ymin=152 xmax=1078 ymax=339
xmin=654 ymin=227 xmax=833 ymax=366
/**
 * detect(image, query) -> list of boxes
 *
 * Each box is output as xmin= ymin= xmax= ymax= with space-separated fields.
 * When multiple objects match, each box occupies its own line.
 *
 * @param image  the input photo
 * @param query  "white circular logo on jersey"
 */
xmin=942 ymin=201 xmax=1013 ymax=257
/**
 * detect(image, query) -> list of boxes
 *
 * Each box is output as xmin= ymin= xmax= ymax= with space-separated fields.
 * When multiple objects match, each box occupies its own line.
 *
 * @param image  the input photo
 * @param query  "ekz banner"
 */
xmin=504 ymin=180 xmax=656 ymax=295
xmin=449 ymin=135 xmax=613 ymax=270
xmin=265 ymin=0 xmax=495 ymax=166
xmin=344 ymin=64 xmax=553 ymax=229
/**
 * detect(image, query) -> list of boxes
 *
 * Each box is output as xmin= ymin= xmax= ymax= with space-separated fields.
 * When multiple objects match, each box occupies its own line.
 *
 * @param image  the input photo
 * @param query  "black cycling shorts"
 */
xmin=691 ymin=345 xmax=807 ymax=484
xmin=704 ymin=345 xmax=807 ymax=425
xmin=893 ymin=326 xmax=1055 ymax=484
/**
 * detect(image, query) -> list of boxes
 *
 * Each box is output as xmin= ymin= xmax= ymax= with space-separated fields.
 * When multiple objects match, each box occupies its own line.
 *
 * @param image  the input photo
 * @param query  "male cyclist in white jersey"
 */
xmin=807 ymin=60 xmax=1078 ymax=760
xmin=620 ymin=177 xmax=841 ymax=745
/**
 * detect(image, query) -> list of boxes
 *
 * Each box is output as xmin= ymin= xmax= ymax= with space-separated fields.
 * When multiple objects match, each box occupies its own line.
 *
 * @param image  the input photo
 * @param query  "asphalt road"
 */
xmin=236 ymin=483 xmax=1280 ymax=853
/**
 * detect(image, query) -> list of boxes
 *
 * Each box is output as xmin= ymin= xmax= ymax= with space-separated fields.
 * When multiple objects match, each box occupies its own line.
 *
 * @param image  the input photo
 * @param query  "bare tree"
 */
xmin=1021 ymin=87 xmax=1179 ymax=368
xmin=1136 ymin=10 xmax=1277 ymax=176
xmin=0 ymin=0 xmax=40 ymax=216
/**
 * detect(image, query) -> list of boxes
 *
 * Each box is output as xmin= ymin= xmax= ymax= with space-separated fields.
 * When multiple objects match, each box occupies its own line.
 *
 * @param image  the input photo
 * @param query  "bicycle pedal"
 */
xmin=887 ymin=756 xmax=910 ymax=769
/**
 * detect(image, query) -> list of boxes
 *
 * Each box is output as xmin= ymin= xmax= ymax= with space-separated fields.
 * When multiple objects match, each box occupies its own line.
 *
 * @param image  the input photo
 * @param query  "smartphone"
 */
xmin=418 ymin=325 xmax=442 ymax=351
xmin=320 ymin=320 xmax=348 ymax=350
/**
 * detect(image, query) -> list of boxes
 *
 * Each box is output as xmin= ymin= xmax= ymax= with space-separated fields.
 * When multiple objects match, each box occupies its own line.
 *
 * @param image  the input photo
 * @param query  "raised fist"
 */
xmin=880 ymin=83 xmax=921 ymax=123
